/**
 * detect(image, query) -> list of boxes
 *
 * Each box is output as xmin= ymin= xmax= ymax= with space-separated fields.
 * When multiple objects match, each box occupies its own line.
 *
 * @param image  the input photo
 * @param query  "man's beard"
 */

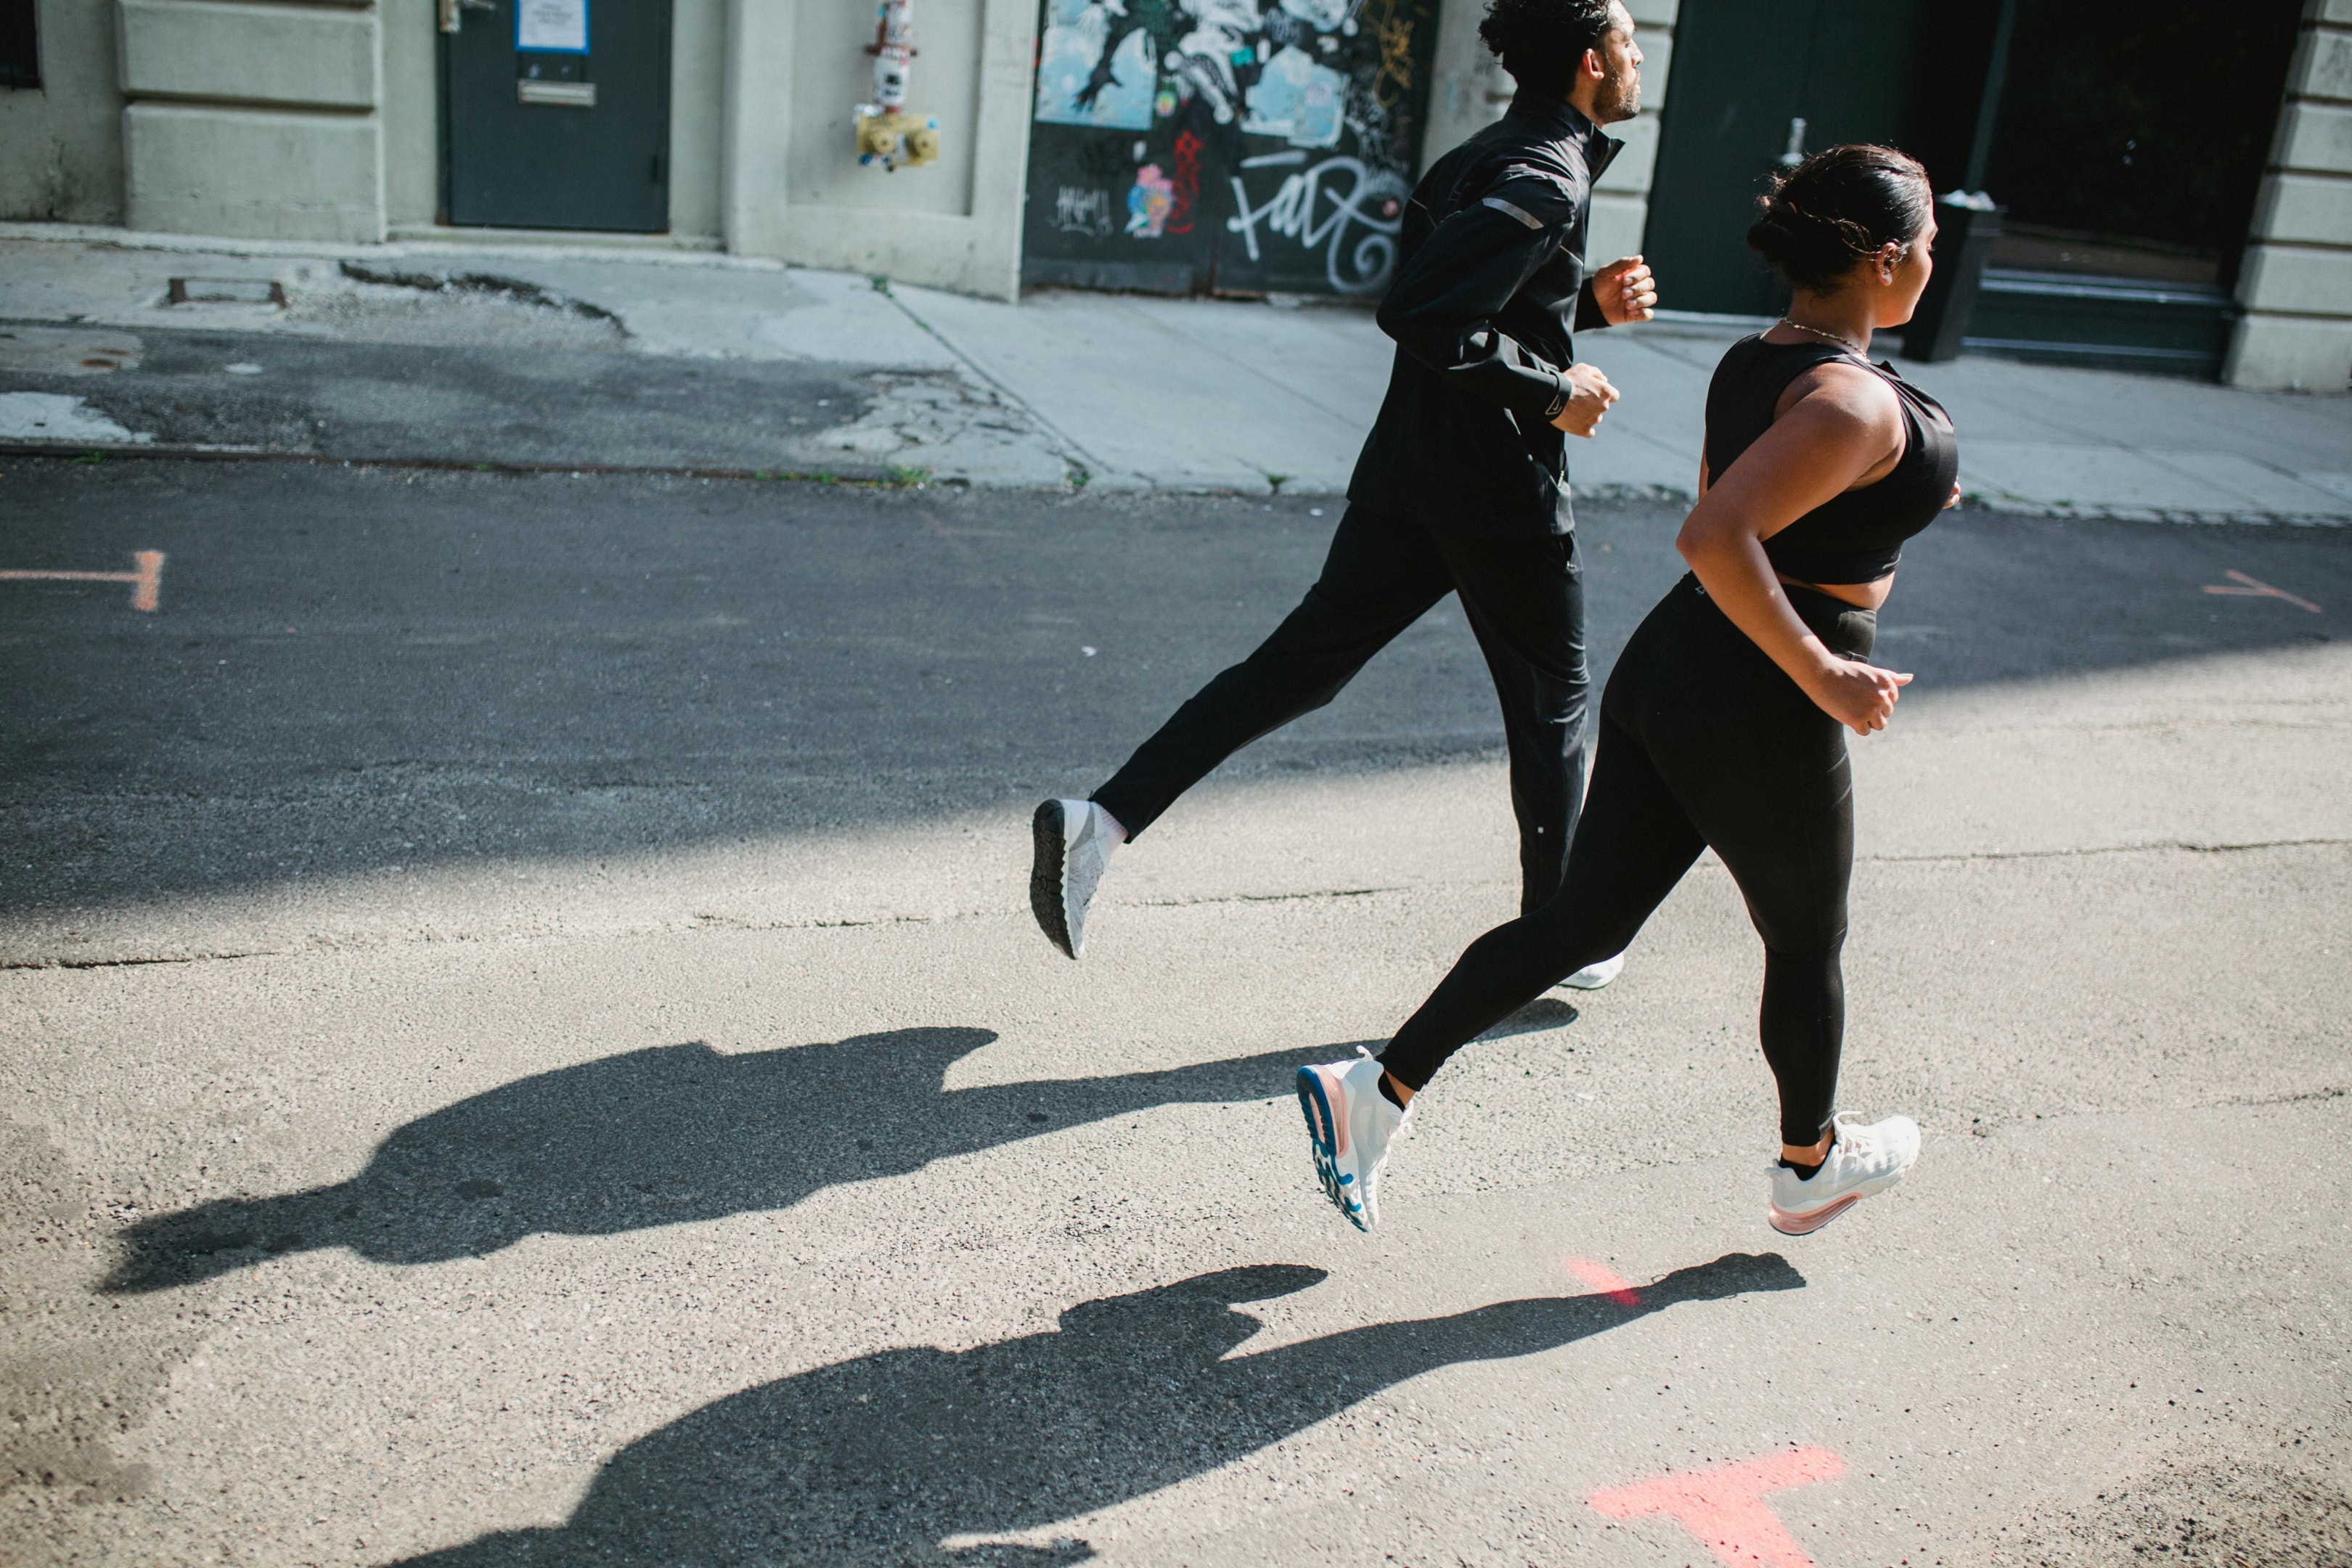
xmin=1591 ymin=63 xmax=1640 ymax=122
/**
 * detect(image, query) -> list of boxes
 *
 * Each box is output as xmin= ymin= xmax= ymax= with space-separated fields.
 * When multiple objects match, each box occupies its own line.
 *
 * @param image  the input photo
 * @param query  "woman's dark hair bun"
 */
xmin=1747 ymin=144 xmax=1932 ymax=293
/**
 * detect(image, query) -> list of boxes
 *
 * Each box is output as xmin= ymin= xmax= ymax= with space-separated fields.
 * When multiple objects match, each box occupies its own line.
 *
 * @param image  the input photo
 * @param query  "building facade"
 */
xmin=2231 ymin=0 xmax=2352 ymax=390
xmin=0 ymin=0 xmax=1040 ymax=296
xmin=0 ymin=0 xmax=2343 ymax=391
xmin=0 ymin=0 xmax=1666 ymax=306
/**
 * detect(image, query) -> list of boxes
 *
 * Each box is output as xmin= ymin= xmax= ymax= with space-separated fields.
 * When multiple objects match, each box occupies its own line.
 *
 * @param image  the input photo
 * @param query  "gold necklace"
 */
xmin=1776 ymin=316 xmax=1867 ymax=355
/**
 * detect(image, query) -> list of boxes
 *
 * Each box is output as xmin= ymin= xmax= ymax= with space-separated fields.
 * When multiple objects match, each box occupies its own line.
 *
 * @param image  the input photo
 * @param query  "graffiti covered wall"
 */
xmin=1023 ymin=0 xmax=1437 ymax=296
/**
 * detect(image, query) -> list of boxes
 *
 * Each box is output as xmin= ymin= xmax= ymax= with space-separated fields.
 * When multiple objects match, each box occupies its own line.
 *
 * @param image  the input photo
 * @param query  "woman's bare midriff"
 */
xmin=1778 ymin=572 xmax=1893 ymax=611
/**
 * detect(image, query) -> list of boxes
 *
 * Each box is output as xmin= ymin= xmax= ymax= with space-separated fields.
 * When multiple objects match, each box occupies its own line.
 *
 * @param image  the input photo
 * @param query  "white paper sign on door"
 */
xmin=517 ymin=0 xmax=588 ymax=53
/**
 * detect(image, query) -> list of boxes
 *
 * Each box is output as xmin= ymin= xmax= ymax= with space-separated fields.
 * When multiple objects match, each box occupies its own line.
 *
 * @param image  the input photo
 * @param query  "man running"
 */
xmin=1033 ymin=0 xmax=1657 ymax=978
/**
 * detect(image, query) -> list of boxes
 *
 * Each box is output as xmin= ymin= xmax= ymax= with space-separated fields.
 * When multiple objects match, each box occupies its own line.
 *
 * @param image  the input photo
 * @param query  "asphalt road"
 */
xmin=2 ymin=457 xmax=2348 ymax=1566
xmin=1 ymin=317 xmax=889 ymax=472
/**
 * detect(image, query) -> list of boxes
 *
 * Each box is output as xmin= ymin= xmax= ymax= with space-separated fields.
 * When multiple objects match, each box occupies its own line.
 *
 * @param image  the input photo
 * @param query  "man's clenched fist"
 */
xmin=1551 ymin=362 xmax=1620 ymax=438
xmin=1592 ymin=255 xmax=1657 ymax=325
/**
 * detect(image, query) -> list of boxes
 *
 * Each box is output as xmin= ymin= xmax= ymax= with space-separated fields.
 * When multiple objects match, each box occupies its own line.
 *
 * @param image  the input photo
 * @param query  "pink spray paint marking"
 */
xmin=1591 ymin=1446 xmax=1847 ymax=1568
xmin=0 ymin=550 xmax=165 ymax=611
xmin=2202 ymin=568 xmax=2321 ymax=613
xmin=1564 ymin=1257 xmax=1642 ymax=1307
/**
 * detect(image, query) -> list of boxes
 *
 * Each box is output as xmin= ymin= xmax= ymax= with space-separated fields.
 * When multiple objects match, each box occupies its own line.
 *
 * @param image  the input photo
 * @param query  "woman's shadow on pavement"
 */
xmin=104 ymin=1027 xmax=1349 ymax=1293
xmin=393 ymin=1251 xmax=1803 ymax=1565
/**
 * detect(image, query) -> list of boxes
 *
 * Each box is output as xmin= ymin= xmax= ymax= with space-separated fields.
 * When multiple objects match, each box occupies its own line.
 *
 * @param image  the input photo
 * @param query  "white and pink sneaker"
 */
xmin=1296 ymin=1050 xmax=1409 ymax=1232
xmin=1767 ymin=1113 xmax=1921 ymax=1236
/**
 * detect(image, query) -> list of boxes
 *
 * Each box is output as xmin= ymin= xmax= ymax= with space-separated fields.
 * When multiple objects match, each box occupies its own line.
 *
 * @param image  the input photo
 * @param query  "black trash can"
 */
xmin=1903 ymin=195 xmax=2004 ymax=363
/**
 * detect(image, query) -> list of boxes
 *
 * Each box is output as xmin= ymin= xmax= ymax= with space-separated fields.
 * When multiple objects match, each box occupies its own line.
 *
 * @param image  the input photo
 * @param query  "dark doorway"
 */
xmin=1980 ymin=0 xmax=2301 ymax=293
xmin=441 ymin=0 xmax=672 ymax=233
xmin=1638 ymin=0 xmax=2303 ymax=376
xmin=0 ymin=0 xmax=39 ymax=89
xmin=1641 ymin=0 xmax=1927 ymax=317
xmin=1959 ymin=0 xmax=2305 ymax=375
xmin=1021 ymin=0 xmax=1437 ymax=297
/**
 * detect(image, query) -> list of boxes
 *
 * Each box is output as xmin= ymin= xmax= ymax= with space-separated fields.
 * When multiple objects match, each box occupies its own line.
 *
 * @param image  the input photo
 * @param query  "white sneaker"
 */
xmin=1556 ymin=952 xmax=1626 ymax=992
xmin=1766 ymin=1113 xmax=1921 ymax=1236
xmin=1295 ymin=1050 xmax=1409 ymax=1232
xmin=1029 ymin=799 xmax=1124 ymax=957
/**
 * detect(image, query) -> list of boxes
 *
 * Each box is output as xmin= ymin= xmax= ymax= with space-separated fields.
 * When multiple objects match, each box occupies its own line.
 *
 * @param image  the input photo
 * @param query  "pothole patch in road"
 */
xmin=335 ymin=261 xmax=624 ymax=326
xmin=256 ymin=261 xmax=634 ymax=352
xmin=0 ymin=326 xmax=144 ymax=376
xmin=0 ymin=391 xmax=153 ymax=444
xmin=796 ymin=370 xmax=1075 ymax=487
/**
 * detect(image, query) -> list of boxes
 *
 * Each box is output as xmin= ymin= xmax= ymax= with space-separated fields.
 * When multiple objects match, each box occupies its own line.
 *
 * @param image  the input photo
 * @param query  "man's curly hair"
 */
xmin=1477 ymin=0 xmax=1619 ymax=99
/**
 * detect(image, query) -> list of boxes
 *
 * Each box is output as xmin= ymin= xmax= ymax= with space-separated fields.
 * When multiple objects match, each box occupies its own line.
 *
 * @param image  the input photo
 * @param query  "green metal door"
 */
xmin=1642 ymin=0 xmax=1924 ymax=317
xmin=441 ymin=0 xmax=672 ymax=232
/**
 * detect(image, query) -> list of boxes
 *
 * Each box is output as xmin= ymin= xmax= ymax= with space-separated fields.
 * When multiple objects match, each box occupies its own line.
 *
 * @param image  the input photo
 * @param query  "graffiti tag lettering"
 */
xmin=1225 ymin=155 xmax=1410 ymax=293
xmin=1053 ymin=185 xmax=1116 ymax=237
xmin=1365 ymin=0 xmax=1423 ymax=108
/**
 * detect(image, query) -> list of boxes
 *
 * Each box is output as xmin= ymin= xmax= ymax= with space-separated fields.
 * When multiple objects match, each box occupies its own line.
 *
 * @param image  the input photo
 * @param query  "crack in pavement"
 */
xmin=1866 ymin=835 xmax=2351 ymax=863
xmin=3 ymin=836 xmax=2342 ymax=968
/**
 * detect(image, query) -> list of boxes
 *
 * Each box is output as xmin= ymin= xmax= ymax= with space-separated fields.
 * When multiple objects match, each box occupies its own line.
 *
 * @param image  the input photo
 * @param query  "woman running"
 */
xmin=1297 ymin=144 xmax=1959 ymax=1238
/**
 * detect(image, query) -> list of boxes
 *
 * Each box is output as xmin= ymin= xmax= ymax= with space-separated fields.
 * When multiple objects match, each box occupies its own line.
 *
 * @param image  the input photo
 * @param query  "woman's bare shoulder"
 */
xmin=1773 ymin=356 xmax=1903 ymax=433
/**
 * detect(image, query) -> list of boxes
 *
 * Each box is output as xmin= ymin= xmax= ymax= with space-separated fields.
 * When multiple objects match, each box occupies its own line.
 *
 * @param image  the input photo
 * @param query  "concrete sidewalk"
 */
xmin=4 ymin=223 xmax=2349 ymax=520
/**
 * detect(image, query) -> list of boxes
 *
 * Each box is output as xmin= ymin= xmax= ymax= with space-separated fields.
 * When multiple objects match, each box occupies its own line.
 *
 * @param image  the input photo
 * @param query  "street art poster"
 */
xmin=1034 ymin=0 xmax=1157 ymax=130
xmin=1022 ymin=0 xmax=1435 ymax=298
xmin=1127 ymin=164 xmax=1177 ymax=237
xmin=1240 ymin=46 xmax=1347 ymax=148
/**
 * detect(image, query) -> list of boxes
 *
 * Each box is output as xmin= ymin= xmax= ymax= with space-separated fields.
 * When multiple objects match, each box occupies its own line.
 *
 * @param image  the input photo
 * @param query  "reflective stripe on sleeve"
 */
xmin=1481 ymin=195 xmax=1545 ymax=230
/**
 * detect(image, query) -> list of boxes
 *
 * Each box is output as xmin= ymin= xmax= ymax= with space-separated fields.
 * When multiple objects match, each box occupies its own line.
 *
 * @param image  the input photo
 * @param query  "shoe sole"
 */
xmin=1295 ymin=1066 xmax=1367 ymax=1233
xmin=1766 ymin=1158 xmax=1915 ymax=1236
xmin=1029 ymin=801 xmax=1076 ymax=958
xmin=1767 ymin=1193 xmax=1860 ymax=1236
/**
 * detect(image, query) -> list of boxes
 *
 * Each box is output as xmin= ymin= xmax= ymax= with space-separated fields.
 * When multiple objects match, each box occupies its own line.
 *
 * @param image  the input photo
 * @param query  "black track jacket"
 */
xmin=1347 ymin=91 xmax=1623 ymax=537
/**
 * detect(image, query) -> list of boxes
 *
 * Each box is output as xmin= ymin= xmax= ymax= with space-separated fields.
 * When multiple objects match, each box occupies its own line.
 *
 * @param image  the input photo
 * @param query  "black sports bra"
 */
xmin=1702 ymin=335 xmax=1960 ymax=584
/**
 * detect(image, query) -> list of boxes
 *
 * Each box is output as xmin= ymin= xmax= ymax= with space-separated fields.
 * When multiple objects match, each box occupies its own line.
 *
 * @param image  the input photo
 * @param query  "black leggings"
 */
xmin=1093 ymin=505 xmax=1591 ymax=915
xmin=1379 ymin=574 xmax=1875 ymax=1147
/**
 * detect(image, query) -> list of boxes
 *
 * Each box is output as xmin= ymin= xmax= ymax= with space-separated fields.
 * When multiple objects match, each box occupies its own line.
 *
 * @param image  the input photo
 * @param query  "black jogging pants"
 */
xmin=1091 ymin=504 xmax=1590 ymax=915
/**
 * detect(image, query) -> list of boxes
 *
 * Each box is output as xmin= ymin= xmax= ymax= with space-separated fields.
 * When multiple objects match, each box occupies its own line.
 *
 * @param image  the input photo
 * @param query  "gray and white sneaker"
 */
xmin=1030 ymin=799 xmax=1124 ymax=958
xmin=1766 ymin=1112 xmax=1921 ymax=1236
xmin=1295 ymin=1049 xmax=1410 ymax=1232
xmin=1556 ymin=952 xmax=1627 ymax=992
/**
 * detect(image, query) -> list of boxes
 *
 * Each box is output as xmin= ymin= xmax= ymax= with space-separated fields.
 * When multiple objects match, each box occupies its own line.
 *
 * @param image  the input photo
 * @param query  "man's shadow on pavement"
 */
xmin=104 ymin=1028 xmax=1348 ymax=1293
xmin=393 ymin=1251 xmax=1802 ymax=1566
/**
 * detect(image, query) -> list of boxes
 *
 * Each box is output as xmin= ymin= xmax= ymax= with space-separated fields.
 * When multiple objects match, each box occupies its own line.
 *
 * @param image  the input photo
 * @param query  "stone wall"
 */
xmin=2227 ymin=0 xmax=2352 ymax=391
xmin=1419 ymin=0 xmax=1675 ymax=269
xmin=723 ymin=0 xmax=1034 ymax=300
xmin=118 ymin=0 xmax=386 ymax=242
xmin=0 ymin=0 xmax=126 ymax=222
